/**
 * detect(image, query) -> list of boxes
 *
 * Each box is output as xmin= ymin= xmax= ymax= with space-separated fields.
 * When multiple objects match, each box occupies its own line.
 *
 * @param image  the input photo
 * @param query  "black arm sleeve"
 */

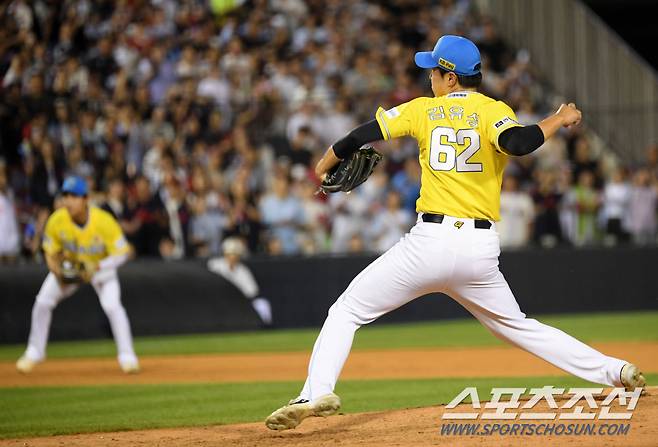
xmin=498 ymin=125 xmax=545 ymax=156
xmin=332 ymin=119 xmax=384 ymax=159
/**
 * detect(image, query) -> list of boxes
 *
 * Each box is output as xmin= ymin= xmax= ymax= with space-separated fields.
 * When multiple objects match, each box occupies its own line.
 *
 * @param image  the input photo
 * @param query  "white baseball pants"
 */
xmin=24 ymin=271 xmax=138 ymax=366
xmin=300 ymin=215 xmax=627 ymax=401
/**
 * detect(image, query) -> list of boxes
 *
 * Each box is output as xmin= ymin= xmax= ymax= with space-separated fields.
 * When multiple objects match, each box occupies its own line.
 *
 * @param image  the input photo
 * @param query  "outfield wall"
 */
xmin=0 ymin=261 xmax=263 ymax=343
xmin=1 ymin=247 xmax=657 ymax=342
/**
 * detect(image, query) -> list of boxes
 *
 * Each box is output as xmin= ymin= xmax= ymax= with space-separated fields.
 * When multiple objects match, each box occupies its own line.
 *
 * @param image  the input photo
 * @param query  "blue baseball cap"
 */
xmin=61 ymin=176 xmax=88 ymax=196
xmin=414 ymin=35 xmax=481 ymax=76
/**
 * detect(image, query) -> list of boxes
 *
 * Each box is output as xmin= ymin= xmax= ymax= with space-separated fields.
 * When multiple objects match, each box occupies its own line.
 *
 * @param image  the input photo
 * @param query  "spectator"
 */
xmin=197 ymin=66 xmax=231 ymax=108
xmin=30 ymin=138 xmax=64 ymax=209
xmin=127 ymin=176 xmax=168 ymax=257
xmin=563 ymin=171 xmax=599 ymax=246
xmin=102 ymin=178 xmax=128 ymax=220
xmin=316 ymin=97 xmax=357 ymax=147
xmin=225 ymin=178 xmax=261 ymax=253
xmin=476 ymin=19 xmax=511 ymax=73
xmin=22 ymin=74 xmax=53 ymax=118
xmin=207 ymin=237 xmax=273 ymax=327
xmin=142 ymin=136 xmax=168 ymax=189
xmin=187 ymin=167 xmax=227 ymax=257
xmin=348 ymin=233 xmax=366 ymax=253
xmin=329 ymin=188 xmax=369 ymax=254
xmin=298 ymin=178 xmax=330 ymax=254
xmin=515 ymin=99 xmax=542 ymax=126
xmin=65 ymin=144 xmax=94 ymax=179
xmin=391 ymin=157 xmax=421 ymax=213
xmin=49 ymin=100 xmax=76 ymax=151
xmin=571 ymin=137 xmax=601 ymax=187
xmin=286 ymin=101 xmax=322 ymax=144
xmin=0 ymin=162 xmax=20 ymax=263
xmin=203 ymin=109 xmax=228 ymax=145
xmin=143 ymin=106 xmax=175 ymax=145
xmin=259 ymin=175 xmax=305 ymax=255
xmin=627 ymin=168 xmax=657 ymax=245
xmin=498 ymin=175 xmax=534 ymax=249
xmin=367 ymin=190 xmax=414 ymax=253
xmin=384 ymin=138 xmax=416 ymax=177
xmin=86 ymin=37 xmax=118 ymax=86
xmin=0 ymin=0 xmax=643 ymax=258
xmin=285 ymin=126 xmax=315 ymax=168
xmin=532 ymin=170 xmax=564 ymax=248
xmin=160 ymin=175 xmax=190 ymax=260
xmin=601 ymin=168 xmax=631 ymax=245
xmin=188 ymin=196 xmax=224 ymax=258
xmin=360 ymin=168 xmax=390 ymax=210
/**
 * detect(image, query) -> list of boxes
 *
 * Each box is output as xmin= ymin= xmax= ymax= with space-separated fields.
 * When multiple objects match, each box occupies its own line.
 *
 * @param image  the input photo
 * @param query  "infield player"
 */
xmin=16 ymin=176 xmax=140 ymax=374
xmin=266 ymin=35 xmax=646 ymax=430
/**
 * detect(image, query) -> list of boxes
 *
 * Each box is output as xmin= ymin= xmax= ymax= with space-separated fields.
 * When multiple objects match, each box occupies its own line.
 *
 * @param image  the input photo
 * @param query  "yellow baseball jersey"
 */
xmin=375 ymin=91 xmax=522 ymax=221
xmin=42 ymin=206 xmax=130 ymax=263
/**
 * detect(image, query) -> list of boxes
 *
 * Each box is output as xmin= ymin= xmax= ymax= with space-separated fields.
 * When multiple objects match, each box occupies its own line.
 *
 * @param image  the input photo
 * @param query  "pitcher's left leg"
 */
xmin=451 ymin=270 xmax=627 ymax=387
xmin=93 ymin=274 xmax=139 ymax=372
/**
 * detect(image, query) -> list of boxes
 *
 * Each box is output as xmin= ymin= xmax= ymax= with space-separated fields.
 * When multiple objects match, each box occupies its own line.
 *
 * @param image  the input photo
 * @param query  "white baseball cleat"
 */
xmin=620 ymin=363 xmax=646 ymax=390
xmin=16 ymin=355 xmax=40 ymax=374
xmin=265 ymin=393 xmax=341 ymax=430
xmin=120 ymin=360 xmax=141 ymax=374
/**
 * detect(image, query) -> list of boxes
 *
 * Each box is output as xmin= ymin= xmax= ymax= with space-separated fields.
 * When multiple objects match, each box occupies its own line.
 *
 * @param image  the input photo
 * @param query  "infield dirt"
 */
xmin=1 ymin=388 xmax=656 ymax=447
xmin=1 ymin=341 xmax=657 ymax=387
xmin=1 ymin=342 xmax=656 ymax=446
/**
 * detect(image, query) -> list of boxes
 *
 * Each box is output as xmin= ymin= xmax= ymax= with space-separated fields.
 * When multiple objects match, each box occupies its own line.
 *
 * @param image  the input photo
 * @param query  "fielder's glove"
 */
xmin=60 ymin=260 xmax=82 ymax=284
xmin=60 ymin=260 xmax=98 ymax=284
xmin=319 ymin=146 xmax=383 ymax=194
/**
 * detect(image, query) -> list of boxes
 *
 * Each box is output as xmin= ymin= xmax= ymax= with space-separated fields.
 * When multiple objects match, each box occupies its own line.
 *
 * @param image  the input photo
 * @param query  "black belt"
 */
xmin=422 ymin=213 xmax=492 ymax=229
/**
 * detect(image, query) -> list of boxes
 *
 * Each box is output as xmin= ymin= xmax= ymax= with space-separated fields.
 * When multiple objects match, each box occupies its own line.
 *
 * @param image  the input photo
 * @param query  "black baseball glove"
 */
xmin=319 ymin=146 xmax=383 ymax=194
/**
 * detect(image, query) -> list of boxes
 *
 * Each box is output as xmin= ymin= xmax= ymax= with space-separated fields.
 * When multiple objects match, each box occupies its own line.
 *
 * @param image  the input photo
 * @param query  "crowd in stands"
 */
xmin=0 ymin=0 xmax=656 ymax=263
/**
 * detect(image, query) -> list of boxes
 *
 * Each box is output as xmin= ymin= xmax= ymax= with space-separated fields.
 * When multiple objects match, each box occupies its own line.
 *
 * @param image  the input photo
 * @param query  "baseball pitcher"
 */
xmin=16 ymin=176 xmax=140 ymax=374
xmin=266 ymin=35 xmax=646 ymax=430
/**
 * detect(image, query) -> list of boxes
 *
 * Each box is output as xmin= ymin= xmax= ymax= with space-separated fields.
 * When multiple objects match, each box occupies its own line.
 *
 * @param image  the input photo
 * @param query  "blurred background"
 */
xmin=0 ymin=3 xmax=656 ymax=441
xmin=0 ymin=0 xmax=656 ymax=338
xmin=0 ymin=0 xmax=656 ymax=262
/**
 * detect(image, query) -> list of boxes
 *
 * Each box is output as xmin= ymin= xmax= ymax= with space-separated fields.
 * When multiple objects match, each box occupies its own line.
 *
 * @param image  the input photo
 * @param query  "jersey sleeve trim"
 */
xmin=375 ymin=107 xmax=392 ymax=141
xmin=491 ymin=117 xmax=522 ymax=152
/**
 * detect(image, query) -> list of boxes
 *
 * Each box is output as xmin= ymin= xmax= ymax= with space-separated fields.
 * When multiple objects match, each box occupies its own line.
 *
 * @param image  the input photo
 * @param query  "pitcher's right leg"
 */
xmin=266 ymin=229 xmax=452 ymax=430
xmin=300 ymin=234 xmax=445 ymax=401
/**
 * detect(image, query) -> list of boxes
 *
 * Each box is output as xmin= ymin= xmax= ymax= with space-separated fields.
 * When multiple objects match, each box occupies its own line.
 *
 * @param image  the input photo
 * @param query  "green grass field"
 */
xmin=1 ymin=311 xmax=657 ymax=439
xmin=4 ymin=375 xmax=658 ymax=439
xmin=0 ymin=310 xmax=656 ymax=360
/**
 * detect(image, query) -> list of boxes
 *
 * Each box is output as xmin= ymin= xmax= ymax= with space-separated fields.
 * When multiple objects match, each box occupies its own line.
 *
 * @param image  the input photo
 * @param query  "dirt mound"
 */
xmin=2 ymin=388 xmax=655 ymax=446
xmin=1 ymin=341 xmax=656 ymax=387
